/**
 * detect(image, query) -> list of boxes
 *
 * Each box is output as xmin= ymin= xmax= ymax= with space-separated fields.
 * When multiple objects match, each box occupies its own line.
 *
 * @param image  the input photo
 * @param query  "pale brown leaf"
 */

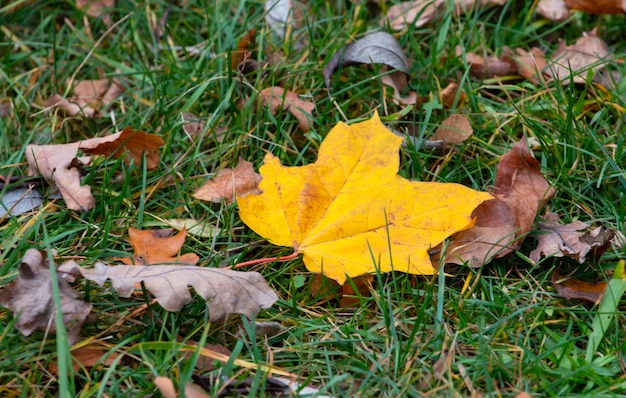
xmin=193 ymin=159 xmax=262 ymax=204
xmin=432 ymin=114 xmax=473 ymax=144
xmin=502 ymin=47 xmax=549 ymax=83
xmin=44 ymin=78 xmax=123 ymax=118
xmin=384 ymin=0 xmax=443 ymax=30
xmin=76 ymin=0 xmax=115 ymax=26
xmin=536 ymin=0 xmax=571 ymax=21
xmin=154 ymin=376 xmax=178 ymax=398
xmin=0 ymin=249 xmax=92 ymax=344
xmin=546 ymin=32 xmax=610 ymax=85
xmin=456 ymin=46 xmax=517 ymax=79
xmin=121 ymin=227 xmax=199 ymax=266
xmin=79 ymin=262 xmax=279 ymax=323
xmin=258 ymin=87 xmax=314 ymax=131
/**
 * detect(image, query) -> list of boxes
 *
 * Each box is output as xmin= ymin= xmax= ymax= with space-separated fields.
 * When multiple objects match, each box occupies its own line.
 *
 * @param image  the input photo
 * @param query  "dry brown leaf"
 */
xmin=77 ymin=262 xmax=279 ymax=323
xmin=380 ymin=69 xmax=418 ymax=105
xmin=44 ymin=78 xmax=123 ymax=118
xmin=181 ymin=112 xmax=206 ymax=138
xmin=564 ymin=0 xmax=626 ymax=13
xmin=25 ymin=129 xmax=164 ymax=210
xmin=259 ymin=87 xmax=314 ymax=131
xmin=49 ymin=344 xmax=119 ymax=375
xmin=546 ymin=32 xmax=610 ymax=85
xmin=536 ymin=0 xmax=571 ymax=21
xmin=502 ymin=47 xmax=549 ymax=84
xmin=457 ymin=46 xmax=517 ymax=79
xmin=76 ymin=0 xmax=115 ymax=26
xmin=80 ymin=127 xmax=164 ymax=170
xmin=121 ymin=227 xmax=199 ymax=265
xmin=432 ymin=114 xmax=473 ymax=144
xmin=154 ymin=376 xmax=178 ymax=398
xmin=384 ymin=0 xmax=444 ymax=30
xmin=531 ymin=214 xmax=614 ymax=263
xmin=265 ymin=0 xmax=308 ymax=44
xmin=445 ymin=137 xmax=555 ymax=266
xmin=0 ymin=249 xmax=92 ymax=344
xmin=193 ymin=159 xmax=262 ymax=204
xmin=552 ymin=268 xmax=608 ymax=304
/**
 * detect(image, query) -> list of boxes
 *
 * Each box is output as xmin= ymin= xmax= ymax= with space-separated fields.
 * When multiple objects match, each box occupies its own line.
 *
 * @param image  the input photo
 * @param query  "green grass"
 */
xmin=1 ymin=0 xmax=625 ymax=396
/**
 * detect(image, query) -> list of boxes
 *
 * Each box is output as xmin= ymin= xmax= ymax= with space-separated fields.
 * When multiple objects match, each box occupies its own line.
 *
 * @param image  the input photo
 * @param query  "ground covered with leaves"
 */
xmin=1 ymin=0 xmax=626 ymax=397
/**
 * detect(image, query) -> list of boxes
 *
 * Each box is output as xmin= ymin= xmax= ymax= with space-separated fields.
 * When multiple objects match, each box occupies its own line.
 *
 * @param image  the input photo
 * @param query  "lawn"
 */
xmin=1 ymin=0 xmax=625 ymax=396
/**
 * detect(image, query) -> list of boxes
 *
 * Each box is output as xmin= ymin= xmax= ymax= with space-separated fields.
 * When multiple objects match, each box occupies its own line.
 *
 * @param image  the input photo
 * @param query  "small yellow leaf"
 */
xmin=237 ymin=112 xmax=492 ymax=284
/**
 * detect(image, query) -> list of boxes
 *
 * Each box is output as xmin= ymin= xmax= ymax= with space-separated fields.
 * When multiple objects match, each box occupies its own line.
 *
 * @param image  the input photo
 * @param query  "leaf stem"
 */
xmin=231 ymin=251 xmax=299 ymax=269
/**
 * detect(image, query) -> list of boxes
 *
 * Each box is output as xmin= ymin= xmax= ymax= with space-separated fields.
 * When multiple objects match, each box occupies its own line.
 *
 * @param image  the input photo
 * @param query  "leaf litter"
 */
xmin=193 ymin=159 xmax=262 ymax=204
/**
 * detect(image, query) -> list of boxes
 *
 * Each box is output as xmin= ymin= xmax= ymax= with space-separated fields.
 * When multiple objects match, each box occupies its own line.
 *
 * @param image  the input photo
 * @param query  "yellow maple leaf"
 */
xmin=237 ymin=112 xmax=493 ymax=284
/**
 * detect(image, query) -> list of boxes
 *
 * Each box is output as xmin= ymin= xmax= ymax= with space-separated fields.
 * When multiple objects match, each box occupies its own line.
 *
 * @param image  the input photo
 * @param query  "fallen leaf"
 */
xmin=380 ymin=66 xmax=418 ymax=105
xmin=160 ymin=219 xmax=221 ymax=238
xmin=432 ymin=114 xmax=473 ymax=144
xmin=502 ymin=47 xmax=549 ymax=84
xmin=154 ymin=376 xmax=177 ymax=398
xmin=0 ymin=249 xmax=92 ymax=344
xmin=231 ymin=28 xmax=257 ymax=70
xmin=545 ymin=32 xmax=610 ymax=85
xmin=44 ymin=78 xmax=123 ymax=118
xmin=49 ymin=344 xmax=119 ymax=374
xmin=457 ymin=46 xmax=517 ymax=79
xmin=265 ymin=0 xmax=306 ymax=42
xmin=80 ymin=127 xmax=164 ymax=170
xmin=324 ymin=32 xmax=410 ymax=91
xmin=384 ymin=0 xmax=444 ymax=30
xmin=237 ymin=112 xmax=493 ymax=284
xmin=564 ymin=0 xmax=626 ymax=13
xmin=530 ymin=213 xmax=614 ymax=263
xmin=121 ymin=227 xmax=199 ymax=265
xmin=76 ymin=262 xmax=278 ymax=323
xmin=258 ymin=87 xmax=315 ymax=131
xmin=0 ymin=187 xmax=43 ymax=218
xmin=193 ymin=159 xmax=262 ymax=204
xmin=444 ymin=136 xmax=556 ymax=266
xmin=76 ymin=0 xmax=115 ymax=26
xmin=552 ymin=268 xmax=607 ymax=304
xmin=536 ymin=0 xmax=571 ymax=21
xmin=181 ymin=112 xmax=206 ymax=138
xmin=25 ymin=129 xmax=164 ymax=210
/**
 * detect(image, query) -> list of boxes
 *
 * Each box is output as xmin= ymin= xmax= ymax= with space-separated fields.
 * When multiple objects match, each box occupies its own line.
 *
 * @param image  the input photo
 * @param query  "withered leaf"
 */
xmin=564 ymin=0 xmax=626 ymax=14
xmin=324 ymin=32 xmax=409 ymax=90
xmin=457 ymin=46 xmax=517 ymax=79
xmin=432 ymin=114 xmax=473 ymax=144
xmin=78 ymin=262 xmax=278 ymax=323
xmin=444 ymin=137 xmax=555 ymax=267
xmin=121 ymin=227 xmax=199 ymax=265
xmin=193 ymin=159 xmax=262 ymax=204
xmin=0 ymin=249 xmax=92 ymax=344
xmin=546 ymin=32 xmax=610 ymax=85
xmin=530 ymin=213 xmax=614 ymax=263
xmin=536 ymin=0 xmax=571 ymax=21
xmin=552 ymin=268 xmax=608 ymax=304
xmin=76 ymin=0 xmax=115 ymax=26
xmin=258 ymin=87 xmax=315 ymax=131
xmin=502 ymin=47 xmax=549 ymax=84
xmin=44 ymin=78 xmax=123 ymax=118
xmin=49 ymin=344 xmax=119 ymax=375
xmin=265 ymin=0 xmax=307 ymax=44
xmin=384 ymin=0 xmax=443 ymax=30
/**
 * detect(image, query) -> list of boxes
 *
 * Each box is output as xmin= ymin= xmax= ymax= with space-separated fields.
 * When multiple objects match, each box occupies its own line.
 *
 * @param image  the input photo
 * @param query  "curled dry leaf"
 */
xmin=77 ymin=262 xmax=279 ymax=323
xmin=44 ymin=78 xmax=123 ymax=118
xmin=530 ymin=213 xmax=614 ymax=263
xmin=536 ymin=0 xmax=571 ymax=21
xmin=193 ymin=159 xmax=262 ymax=204
xmin=25 ymin=128 xmax=164 ymax=210
xmin=0 ymin=249 xmax=92 ymax=344
xmin=502 ymin=47 xmax=549 ymax=84
xmin=258 ymin=87 xmax=315 ymax=131
xmin=323 ymin=32 xmax=409 ymax=90
xmin=384 ymin=0 xmax=443 ymax=30
xmin=238 ymin=112 xmax=492 ymax=284
xmin=49 ymin=344 xmax=119 ymax=375
xmin=121 ymin=227 xmax=199 ymax=265
xmin=456 ymin=46 xmax=517 ymax=79
xmin=76 ymin=0 xmax=115 ymax=26
xmin=564 ymin=0 xmax=626 ymax=14
xmin=552 ymin=268 xmax=608 ymax=304
xmin=444 ymin=136 xmax=556 ymax=267
xmin=432 ymin=114 xmax=473 ymax=144
xmin=546 ymin=32 xmax=610 ymax=85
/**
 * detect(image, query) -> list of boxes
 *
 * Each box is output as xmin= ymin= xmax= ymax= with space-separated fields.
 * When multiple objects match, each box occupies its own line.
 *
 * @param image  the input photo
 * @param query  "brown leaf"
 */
xmin=384 ymin=0 xmax=444 ymax=30
xmin=564 ymin=0 xmax=626 ymax=13
xmin=432 ymin=114 xmax=473 ymax=144
xmin=502 ymin=47 xmax=549 ymax=83
xmin=529 ymin=213 xmax=614 ymax=263
xmin=80 ymin=127 xmax=164 ymax=170
xmin=181 ymin=112 xmax=206 ymax=138
xmin=193 ymin=159 xmax=262 ymax=204
xmin=0 ymin=249 xmax=92 ymax=344
xmin=536 ymin=0 xmax=571 ymax=21
xmin=545 ymin=32 xmax=610 ymax=85
xmin=457 ymin=46 xmax=517 ymax=79
xmin=258 ymin=87 xmax=315 ymax=131
xmin=76 ymin=0 xmax=115 ymax=26
xmin=552 ymin=268 xmax=607 ymax=304
xmin=380 ymin=68 xmax=418 ymax=105
xmin=231 ymin=28 xmax=257 ymax=70
xmin=44 ymin=94 xmax=98 ymax=118
xmin=79 ymin=262 xmax=279 ymax=323
xmin=154 ymin=376 xmax=178 ymax=398
xmin=25 ymin=142 xmax=95 ymax=211
xmin=445 ymin=137 xmax=555 ymax=266
xmin=44 ymin=78 xmax=123 ymax=118
xmin=49 ymin=344 xmax=119 ymax=375
xmin=121 ymin=227 xmax=199 ymax=265
xmin=25 ymin=129 xmax=163 ymax=210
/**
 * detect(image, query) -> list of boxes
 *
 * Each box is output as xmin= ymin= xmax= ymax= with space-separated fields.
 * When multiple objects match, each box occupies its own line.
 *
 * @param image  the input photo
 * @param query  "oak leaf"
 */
xmin=121 ymin=227 xmax=199 ymax=265
xmin=193 ymin=159 xmax=262 ymax=204
xmin=237 ymin=112 xmax=493 ymax=284
xmin=76 ymin=262 xmax=278 ymax=323
xmin=0 ymin=249 xmax=92 ymax=344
